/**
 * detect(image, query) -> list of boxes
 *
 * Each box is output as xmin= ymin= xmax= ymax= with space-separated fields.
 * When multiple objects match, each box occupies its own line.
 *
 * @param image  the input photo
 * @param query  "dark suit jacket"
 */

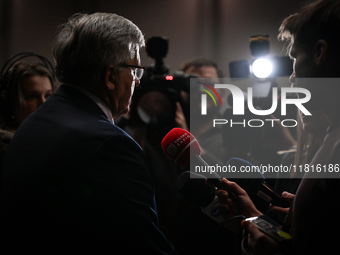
xmin=1 ymin=85 xmax=176 ymax=254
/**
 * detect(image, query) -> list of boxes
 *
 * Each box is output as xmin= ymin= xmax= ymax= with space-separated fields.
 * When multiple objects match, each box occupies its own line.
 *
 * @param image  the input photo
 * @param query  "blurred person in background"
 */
xmin=0 ymin=59 xmax=55 ymax=187
xmin=180 ymin=58 xmax=227 ymax=166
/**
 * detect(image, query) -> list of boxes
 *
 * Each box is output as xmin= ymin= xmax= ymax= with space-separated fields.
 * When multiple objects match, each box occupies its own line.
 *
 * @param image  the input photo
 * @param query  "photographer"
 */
xmin=180 ymin=58 xmax=228 ymax=166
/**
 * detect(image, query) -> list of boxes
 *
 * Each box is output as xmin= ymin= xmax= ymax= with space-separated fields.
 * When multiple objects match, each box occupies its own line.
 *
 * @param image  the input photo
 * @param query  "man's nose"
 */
xmin=135 ymin=77 xmax=140 ymax=87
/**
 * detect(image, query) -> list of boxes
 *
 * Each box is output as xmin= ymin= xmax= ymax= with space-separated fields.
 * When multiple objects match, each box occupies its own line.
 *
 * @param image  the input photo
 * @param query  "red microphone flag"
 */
xmin=161 ymin=128 xmax=201 ymax=166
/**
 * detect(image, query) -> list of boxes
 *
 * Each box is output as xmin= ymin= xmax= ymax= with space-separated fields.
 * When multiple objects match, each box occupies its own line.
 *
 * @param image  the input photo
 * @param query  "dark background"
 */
xmin=0 ymin=0 xmax=307 ymax=78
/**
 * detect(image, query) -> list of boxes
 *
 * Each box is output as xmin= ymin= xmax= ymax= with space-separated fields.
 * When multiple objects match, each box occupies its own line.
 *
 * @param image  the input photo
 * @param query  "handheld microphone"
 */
xmin=161 ymin=128 xmax=223 ymax=188
xmin=162 ymin=128 xmax=290 ymax=208
xmin=226 ymin=157 xmax=290 ymax=208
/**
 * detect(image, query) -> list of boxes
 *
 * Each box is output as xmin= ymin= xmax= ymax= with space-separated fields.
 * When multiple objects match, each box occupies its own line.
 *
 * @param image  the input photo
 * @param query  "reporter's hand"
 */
xmin=216 ymin=178 xmax=262 ymax=220
xmin=241 ymin=220 xmax=280 ymax=255
xmin=270 ymin=191 xmax=295 ymax=223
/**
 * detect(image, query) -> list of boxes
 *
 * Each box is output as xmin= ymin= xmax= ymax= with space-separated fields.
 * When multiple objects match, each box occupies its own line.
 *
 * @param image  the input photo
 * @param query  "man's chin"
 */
xmin=113 ymin=107 xmax=129 ymax=120
xmin=121 ymin=106 xmax=130 ymax=115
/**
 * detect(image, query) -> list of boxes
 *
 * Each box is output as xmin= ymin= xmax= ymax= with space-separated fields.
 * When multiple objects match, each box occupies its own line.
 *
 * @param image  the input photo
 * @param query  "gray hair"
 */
xmin=52 ymin=13 xmax=145 ymax=86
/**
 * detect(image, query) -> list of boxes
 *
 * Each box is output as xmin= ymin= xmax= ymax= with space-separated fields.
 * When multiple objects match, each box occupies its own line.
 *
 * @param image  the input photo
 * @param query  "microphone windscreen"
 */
xmin=176 ymin=171 xmax=216 ymax=207
xmin=161 ymin=128 xmax=201 ymax=166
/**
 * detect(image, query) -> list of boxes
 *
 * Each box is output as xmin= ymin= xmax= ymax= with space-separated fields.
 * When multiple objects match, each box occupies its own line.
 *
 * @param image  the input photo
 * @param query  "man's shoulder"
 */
xmin=95 ymin=125 xmax=144 ymax=159
xmin=101 ymin=124 xmax=141 ymax=148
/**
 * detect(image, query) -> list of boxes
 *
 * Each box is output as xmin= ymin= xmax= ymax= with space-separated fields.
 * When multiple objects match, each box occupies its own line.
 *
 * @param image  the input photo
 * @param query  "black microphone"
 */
xmin=176 ymin=171 xmax=216 ymax=207
xmin=226 ymin=157 xmax=290 ymax=208
xmin=162 ymin=128 xmax=289 ymax=207
xmin=177 ymin=157 xmax=290 ymax=208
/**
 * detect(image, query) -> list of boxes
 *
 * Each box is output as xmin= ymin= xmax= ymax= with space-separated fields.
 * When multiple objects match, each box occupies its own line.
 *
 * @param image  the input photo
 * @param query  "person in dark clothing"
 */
xmin=1 ymin=13 xmax=176 ymax=254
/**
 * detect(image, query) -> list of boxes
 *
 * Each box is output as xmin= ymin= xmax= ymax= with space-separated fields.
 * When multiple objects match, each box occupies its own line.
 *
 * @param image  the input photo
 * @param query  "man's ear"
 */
xmin=106 ymin=65 xmax=116 ymax=90
xmin=315 ymin=39 xmax=328 ymax=66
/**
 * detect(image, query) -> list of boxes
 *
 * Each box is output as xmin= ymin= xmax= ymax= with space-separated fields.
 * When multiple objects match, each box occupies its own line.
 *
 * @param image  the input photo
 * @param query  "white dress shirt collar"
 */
xmin=66 ymin=84 xmax=114 ymax=124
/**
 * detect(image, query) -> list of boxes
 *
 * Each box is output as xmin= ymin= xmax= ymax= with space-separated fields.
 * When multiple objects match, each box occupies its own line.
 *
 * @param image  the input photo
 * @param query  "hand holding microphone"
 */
xmin=216 ymin=178 xmax=263 ymax=220
xmin=162 ymin=128 xmax=290 ymax=208
xmin=163 ymin=128 xmax=293 ymax=251
xmin=270 ymin=191 xmax=295 ymax=228
xmin=162 ymin=128 xmax=242 ymax=205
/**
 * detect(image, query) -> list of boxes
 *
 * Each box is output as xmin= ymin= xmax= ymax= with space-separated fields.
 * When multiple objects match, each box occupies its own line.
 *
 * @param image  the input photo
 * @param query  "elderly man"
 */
xmin=1 ymin=13 xmax=176 ymax=254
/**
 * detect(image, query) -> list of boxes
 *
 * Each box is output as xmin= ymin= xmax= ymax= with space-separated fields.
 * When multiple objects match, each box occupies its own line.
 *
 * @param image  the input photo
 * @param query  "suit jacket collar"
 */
xmin=65 ymin=84 xmax=114 ymax=123
xmin=55 ymin=84 xmax=113 ymax=123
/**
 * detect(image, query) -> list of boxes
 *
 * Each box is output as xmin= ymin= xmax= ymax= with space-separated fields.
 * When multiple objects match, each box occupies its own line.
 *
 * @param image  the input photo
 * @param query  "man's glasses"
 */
xmin=120 ymin=64 xmax=145 ymax=80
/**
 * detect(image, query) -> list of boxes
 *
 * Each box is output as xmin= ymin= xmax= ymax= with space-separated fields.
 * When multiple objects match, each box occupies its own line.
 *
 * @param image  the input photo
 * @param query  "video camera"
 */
xmin=133 ymin=36 xmax=194 ymax=103
xmin=130 ymin=36 xmax=194 ymax=129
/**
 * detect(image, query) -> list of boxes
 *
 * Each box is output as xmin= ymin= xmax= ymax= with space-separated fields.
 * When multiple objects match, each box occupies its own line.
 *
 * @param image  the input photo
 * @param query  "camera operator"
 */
xmin=180 ymin=58 xmax=228 ymax=166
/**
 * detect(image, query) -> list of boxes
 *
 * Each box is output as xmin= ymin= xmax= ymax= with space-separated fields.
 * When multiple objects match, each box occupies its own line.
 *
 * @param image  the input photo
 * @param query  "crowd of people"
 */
xmin=1 ymin=0 xmax=340 ymax=254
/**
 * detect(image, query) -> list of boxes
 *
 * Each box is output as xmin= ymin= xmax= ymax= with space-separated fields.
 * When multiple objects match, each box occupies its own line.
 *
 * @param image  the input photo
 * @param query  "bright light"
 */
xmin=252 ymin=58 xmax=273 ymax=78
xmin=165 ymin=75 xmax=173 ymax=81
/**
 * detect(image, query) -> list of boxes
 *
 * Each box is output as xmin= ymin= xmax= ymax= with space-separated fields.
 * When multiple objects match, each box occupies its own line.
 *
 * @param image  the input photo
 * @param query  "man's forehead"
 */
xmin=186 ymin=65 xmax=218 ymax=77
xmin=128 ymin=46 xmax=140 ymax=63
